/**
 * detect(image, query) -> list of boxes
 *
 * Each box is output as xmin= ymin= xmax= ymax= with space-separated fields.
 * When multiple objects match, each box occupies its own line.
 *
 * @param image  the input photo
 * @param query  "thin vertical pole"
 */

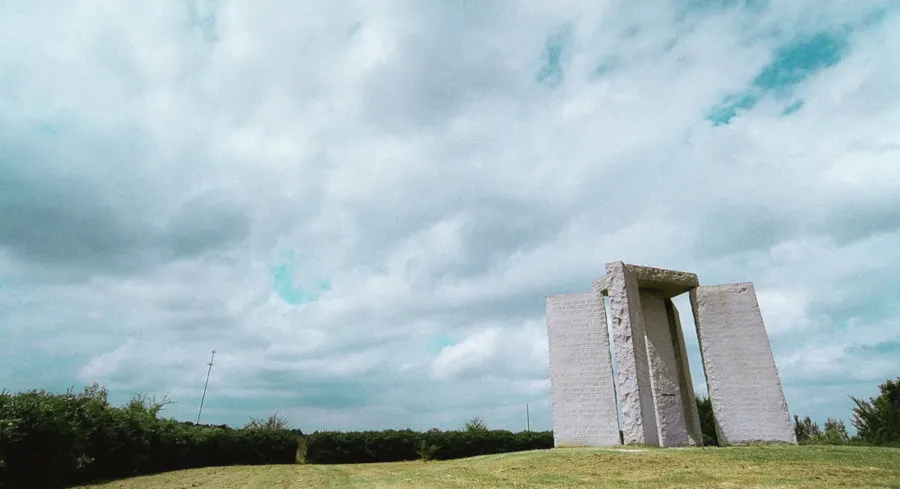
xmin=197 ymin=350 xmax=216 ymax=424
xmin=526 ymin=404 xmax=531 ymax=432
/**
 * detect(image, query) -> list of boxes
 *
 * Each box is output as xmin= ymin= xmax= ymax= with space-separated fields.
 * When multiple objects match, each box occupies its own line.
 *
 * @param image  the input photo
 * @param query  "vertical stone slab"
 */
xmin=641 ymin=289 xmax=691 ymax=447
xmin=606 ymin=262 xmax=659 ymax=446
xmin=546 ymin=293 xmax=621 ymax=447
xmin=690 ymin=283 xmax=796 ymax=445
xmin=665 ymin=299 xmax=703 ymax=446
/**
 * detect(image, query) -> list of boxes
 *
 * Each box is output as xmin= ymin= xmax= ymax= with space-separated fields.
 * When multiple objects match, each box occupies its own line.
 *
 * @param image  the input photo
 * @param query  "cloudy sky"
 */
xmin=1 ymin=0 xmax=898 ymax=433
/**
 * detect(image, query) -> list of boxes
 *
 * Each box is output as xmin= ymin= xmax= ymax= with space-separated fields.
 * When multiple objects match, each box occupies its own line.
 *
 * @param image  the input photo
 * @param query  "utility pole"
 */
xmin=526 ymin=404 xmax=531 ymax=432
xmin=196 ymin=349 xmax=216 ymax=425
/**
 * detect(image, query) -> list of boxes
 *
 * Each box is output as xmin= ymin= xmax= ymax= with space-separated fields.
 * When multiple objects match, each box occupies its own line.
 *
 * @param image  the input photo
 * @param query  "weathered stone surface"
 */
xmin=641 ymin=289 xmax=693 ymax=447
xmin=628 ymin=264 xmax=699 ymax=298
xmin=666 ymin=298 xmax=703 ymax=446
xmin=550 ymin=261 xmax=792 ymax=450
xmin=593 ymin=277 xmax=608 ymax=296
xmin=546 ymin=292 xmax=621 ymax=447
xmin=690 ymin=283 xmax=796 ymax=446
xmin=606 ymin=262 xmax=659 ymax=446
xmin=594 ymin=264 xmax=698 ymax=299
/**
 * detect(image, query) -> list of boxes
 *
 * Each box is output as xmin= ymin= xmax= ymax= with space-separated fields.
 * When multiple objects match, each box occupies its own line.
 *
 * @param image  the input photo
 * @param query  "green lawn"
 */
xmin=72 ymin=445 xmax=900 ymax=489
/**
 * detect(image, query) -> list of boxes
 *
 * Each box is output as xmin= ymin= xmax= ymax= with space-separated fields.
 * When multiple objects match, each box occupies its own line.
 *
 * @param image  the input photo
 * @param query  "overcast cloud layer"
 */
xmin=2 ymin=0 xmax=899 ymax=432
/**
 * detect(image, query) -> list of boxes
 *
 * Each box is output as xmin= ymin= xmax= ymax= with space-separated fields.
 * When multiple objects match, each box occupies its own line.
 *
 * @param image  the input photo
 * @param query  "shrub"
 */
xmin=303 ymin=429 xmax=552 ymax=464
xmin=851 ymin=376 xmax=900 ymax=446
xmin=819 ymin=418 xmax=851 ymax=445
xmin=304 ymin=430 xmax=421 ymax=464
xmin=296 ymin=435 xmax=309 ymax=464
xmin=245 ymin=412 xmax=292 ymax=431
xmin=0 ymin=384 xmax=112 ymax=487
xmin=416 ymin=438 xmax=439 ymax=462
xmin=794 ymin=415 xmax=821 ymax=444
xmin=0 ymin=385 xmax=302 ymax=489
xmin=696 ymin=396 xmax=719 ymax=446
xmin=0 ymin=383 xmax=553 ymax=486
xmin=464 ymin=417 xmax=488 ymax=432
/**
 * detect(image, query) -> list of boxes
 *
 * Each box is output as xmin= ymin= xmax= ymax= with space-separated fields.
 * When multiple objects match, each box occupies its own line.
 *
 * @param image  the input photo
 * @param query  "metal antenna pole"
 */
xmin=526 ymin=404 xmax=531 ymax=432
xmin=197 ymin=349 xmax=216 ymax=424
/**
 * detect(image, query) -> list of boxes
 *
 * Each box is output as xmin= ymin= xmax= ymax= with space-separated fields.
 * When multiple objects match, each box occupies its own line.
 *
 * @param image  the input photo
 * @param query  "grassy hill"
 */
xmin=71 ymin=445 xmax=900 ymax=489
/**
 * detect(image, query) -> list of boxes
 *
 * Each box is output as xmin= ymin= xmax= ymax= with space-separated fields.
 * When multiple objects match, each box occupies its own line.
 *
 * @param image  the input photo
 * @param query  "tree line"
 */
xmin=695 ymin=376 xmax=900 ymax=447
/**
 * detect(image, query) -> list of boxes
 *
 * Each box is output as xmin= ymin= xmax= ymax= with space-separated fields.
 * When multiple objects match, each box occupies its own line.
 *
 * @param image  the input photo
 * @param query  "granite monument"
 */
xmin=546 ymin=262 xmax=795 ymax=447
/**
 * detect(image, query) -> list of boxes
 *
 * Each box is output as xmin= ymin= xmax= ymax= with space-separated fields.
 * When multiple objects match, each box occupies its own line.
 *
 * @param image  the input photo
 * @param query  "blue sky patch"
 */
xmin=679 ymin=0 xmax=768 ymax=15
xmin=536 ymin=25 xmax=572 ymax=88
xmin=782 ymin=99 xmax=804 ymax=115
xmin=708 ymin=31 xmax=848 ymax=125
xmin=847 ymin=339 xmax=900 ymax=356
xmin=37 ymin=121 xmax=62 ymax=137
xmin=427 ymin=334 xmax=455 ymax=353
xmin=272 ymin=252 xmax=331 ymax=305
xmin=753 ymin=32 xmax=847 ymax=94
xmin=707 ymin=92 xmax=759 ymax=125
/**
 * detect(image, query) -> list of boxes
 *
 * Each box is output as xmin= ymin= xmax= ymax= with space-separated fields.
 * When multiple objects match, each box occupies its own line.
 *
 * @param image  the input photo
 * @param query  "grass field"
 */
xmin=72 ymin=445 xmax=900 ymax=489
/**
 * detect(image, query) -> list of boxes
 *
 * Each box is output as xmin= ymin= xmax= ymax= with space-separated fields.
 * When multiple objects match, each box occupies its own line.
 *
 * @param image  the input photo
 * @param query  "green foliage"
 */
xmin=696 ymin=395 xmax=719 ymax=446
xmin=0 ymin=385 xmax=549 ymax=483
xmin=303 ymin=429 xmax=553 ymax=464
xmin=245 ymin=412 xmax=292 ymax=431
xmin=295 ymin=436 xmax=309 ymax=464
xmin=698 ymin=396 xmax=851 ymax=448
xmin=0 ymin=385 xmax=301 ymax=489
xmin=304 ymin=429 xmax=422 ymax=464
xmin=851 ymin=376 xmax=900 ymax=446
xmin=819 ymin=418 xmax=851 ymax=445
xmin=124 ymin=393 xmax=173 ymax=419
xmin=0 ymin=383 xmax=112 ymax=487
xmin=794 ymin=415 xmax=852 ymax=446
xmin=464 ymin=417 xmax=488 ymax=432
xmin=794 ymin=415 xmax=821 ymax=444
xmin=416 ymin=439 xmax=439 ymax=462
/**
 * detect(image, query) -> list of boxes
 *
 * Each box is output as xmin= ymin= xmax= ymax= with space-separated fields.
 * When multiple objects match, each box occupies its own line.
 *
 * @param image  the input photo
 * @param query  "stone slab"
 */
xmin=690 ymin=283 xmax=796 ymax=445
xmin=641 ymin=289 xmax=692 ymax=447
xmin=595 ymin=264 xmax=699 ymax=299
xmin=546 ymin=292 xmax=621 ymax=447
xmin=605 ymin=262 xmax=659 ymax=446
xmin=666 ymin=298 xmax=703 ymax=446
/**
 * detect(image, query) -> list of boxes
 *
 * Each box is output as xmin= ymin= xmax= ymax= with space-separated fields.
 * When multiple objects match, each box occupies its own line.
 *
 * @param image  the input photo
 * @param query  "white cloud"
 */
xmin=432 ymin=329 xmax=501 ymax=380
xmin=756 ymin=288 xmax=813 ymax=337
xmin=1 ymin=0 xmax=899 ymax=431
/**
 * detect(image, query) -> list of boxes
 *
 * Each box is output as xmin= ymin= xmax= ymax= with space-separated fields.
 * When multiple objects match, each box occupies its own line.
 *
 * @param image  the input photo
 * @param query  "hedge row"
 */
xmin=0 ymin=385 xmax=300 ymax=489
xmin=1 ymin=385 xmax=553 ymax=488
xmin=303 ymin=429 xmax=553 ymax=464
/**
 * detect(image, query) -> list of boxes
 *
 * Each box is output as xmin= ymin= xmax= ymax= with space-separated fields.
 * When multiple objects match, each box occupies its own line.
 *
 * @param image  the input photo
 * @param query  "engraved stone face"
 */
xmin=642 ymin=289 xmax=691 ymax=446
xmin=546 ymin=292 xmax=621 ymax=447
xmin=665 ymin=298 xmax=704 ymax=446
xmin=547 ymin=262 xmax=795 ymax=449
xmin=603 ymin=262 xmax=701 ymax=447
xmin=605 ymin=262 xmax=659 ymax=446
xmin=690 ymin=283 xmax=796 ymax=446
